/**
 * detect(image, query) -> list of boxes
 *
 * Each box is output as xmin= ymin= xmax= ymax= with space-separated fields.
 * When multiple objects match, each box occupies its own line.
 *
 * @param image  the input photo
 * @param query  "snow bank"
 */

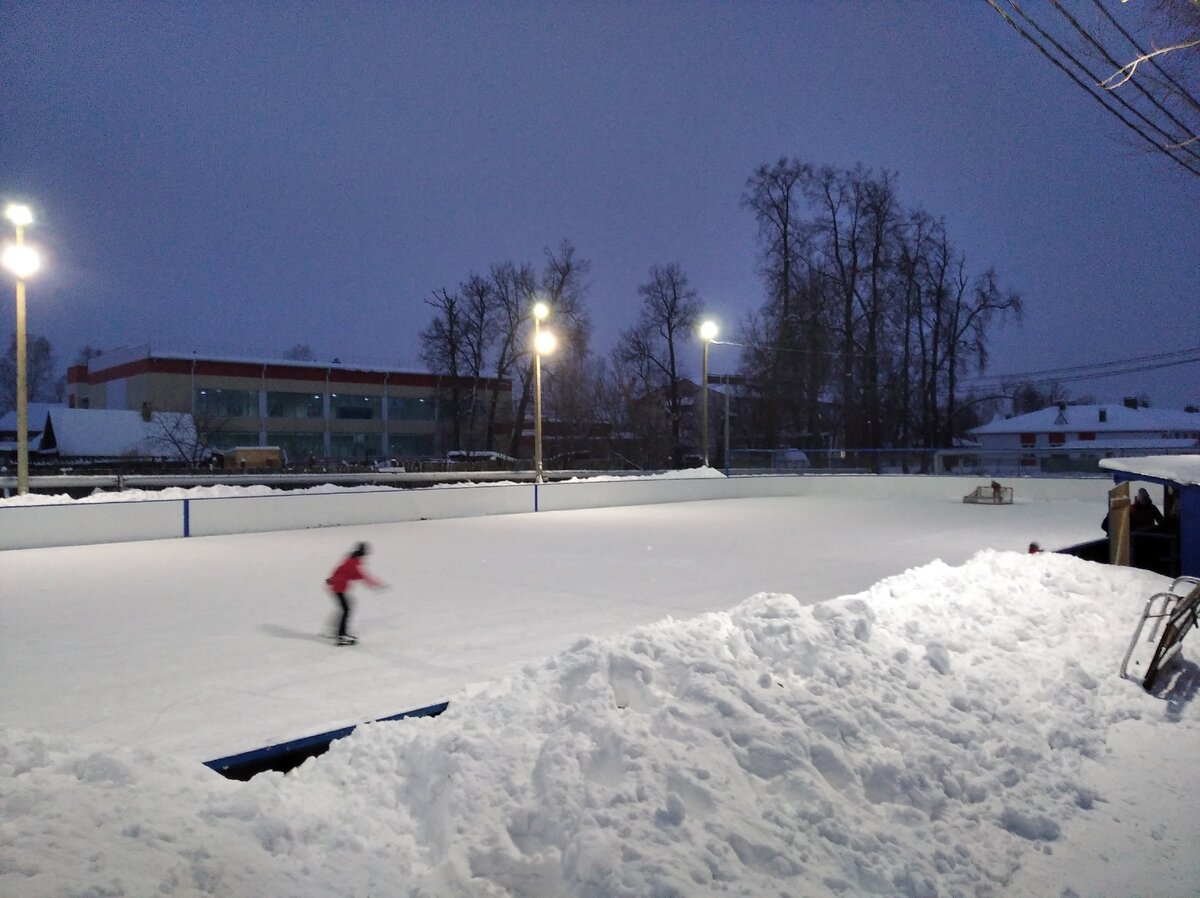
xmin=2 ymin=551 xmax=1190 ymax=897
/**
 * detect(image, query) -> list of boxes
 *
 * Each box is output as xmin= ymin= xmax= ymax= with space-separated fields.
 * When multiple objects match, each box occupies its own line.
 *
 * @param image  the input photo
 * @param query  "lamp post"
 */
xmin=3 ymin=204 xmax=39 ymax=495
xmin=532 ymin=301 xmax=556 ymax=483
xmin=699 ymin=320 xmax=718 ymax=467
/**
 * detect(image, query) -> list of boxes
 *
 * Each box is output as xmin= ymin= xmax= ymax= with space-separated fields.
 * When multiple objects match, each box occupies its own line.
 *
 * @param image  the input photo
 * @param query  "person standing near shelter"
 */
xmin=1130 ymin=488 xmax=1164 ymax=531
xmin=326 ymin=542 xmax=386 ymax=645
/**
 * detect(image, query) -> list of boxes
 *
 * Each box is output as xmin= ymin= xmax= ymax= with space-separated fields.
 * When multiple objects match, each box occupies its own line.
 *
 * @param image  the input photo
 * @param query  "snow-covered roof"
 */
xmin=1098 ymin=455 xmax=1200 ymax=486
xmin=0 ymin=403 xmax=63 ymax=437
xmin=87 ymin=344 xmax=426 ymax=378
xmin=971 ymin=404 xmax=1200 ymax=436
xmin=37 ymin=408 xmax=197 ymax=459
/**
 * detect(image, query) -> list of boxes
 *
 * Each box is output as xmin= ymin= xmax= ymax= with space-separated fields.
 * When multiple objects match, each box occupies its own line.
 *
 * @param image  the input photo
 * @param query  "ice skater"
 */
xmin=325 ymin=542 xmax=387 ymax=645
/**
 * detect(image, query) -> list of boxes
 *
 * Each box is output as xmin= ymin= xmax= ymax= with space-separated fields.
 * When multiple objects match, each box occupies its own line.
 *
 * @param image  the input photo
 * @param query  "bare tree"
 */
xmin=0 ymin=333 xmax=60 ymax=415
xmin=144 ymin=411 xmax=209 ymax=465
xmin=283 ymin=344 xmax=317 ymax=361
xmin=419 ymin=288 xmax=466 ymax=451
xmin=506 ymin=242 xmax=593 ymax=459
xmin=742 ymin=158 xmax=1024 ymax=459
xmin=488 ymin=261 xmax=537 ymax=458
xmin=616 ymin=264 xmax=700 ymax=467
xmin=740 ymin=158 xmax=828 ymax=447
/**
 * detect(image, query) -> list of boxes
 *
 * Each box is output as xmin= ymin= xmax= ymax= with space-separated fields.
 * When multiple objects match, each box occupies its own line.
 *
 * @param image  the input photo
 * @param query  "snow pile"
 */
xmin=0 ymin=551 xmax=1190 ymax=897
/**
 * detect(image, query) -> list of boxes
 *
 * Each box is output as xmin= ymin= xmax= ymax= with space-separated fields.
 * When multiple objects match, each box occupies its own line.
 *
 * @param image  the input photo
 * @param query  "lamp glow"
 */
xmin=5 ymin=204 xmax=33 ymax=228
xmin=534 ymin=329 xmax=557 ymax=356
xmin=2 ymin=244 xmax=40 ymax=280
xmin=533 ymin=301 xmax=550 ymax=321
xmin=700 ymin=320 xmax=718 ymax=342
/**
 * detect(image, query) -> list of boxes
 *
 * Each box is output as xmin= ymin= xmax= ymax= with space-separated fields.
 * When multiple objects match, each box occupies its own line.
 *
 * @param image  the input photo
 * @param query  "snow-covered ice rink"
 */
xmin=4 ymin=492 xmax=1101 ymax=760
xmin=3 ymin=487 xmax=1198 ymax=897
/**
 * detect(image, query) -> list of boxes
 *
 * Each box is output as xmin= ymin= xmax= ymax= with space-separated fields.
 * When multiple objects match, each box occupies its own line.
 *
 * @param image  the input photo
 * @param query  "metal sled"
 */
xmin=1120 ymin=577 xmax=1200 ymax=691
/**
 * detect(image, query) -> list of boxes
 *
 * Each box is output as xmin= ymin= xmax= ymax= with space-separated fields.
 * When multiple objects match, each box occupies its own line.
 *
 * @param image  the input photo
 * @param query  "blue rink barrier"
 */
xmin=204 ymin=700 xmax=450 ymax=781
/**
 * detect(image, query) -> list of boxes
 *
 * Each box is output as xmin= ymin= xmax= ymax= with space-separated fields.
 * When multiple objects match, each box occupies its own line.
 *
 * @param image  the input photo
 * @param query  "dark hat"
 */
xmin=352 ymin=542 xmax=370 ymax=557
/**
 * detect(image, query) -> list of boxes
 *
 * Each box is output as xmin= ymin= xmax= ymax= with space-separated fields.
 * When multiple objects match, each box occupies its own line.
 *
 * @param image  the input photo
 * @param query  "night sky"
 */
xmin=2 ymin=2 xmax=1197 ymax=407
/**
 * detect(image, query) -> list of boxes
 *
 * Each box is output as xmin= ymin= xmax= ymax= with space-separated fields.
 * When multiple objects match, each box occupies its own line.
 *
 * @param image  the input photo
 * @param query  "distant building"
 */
xmin=2 ymin=405 xmax=198 ymax=462
xmin=66 ymin=346 xmax=512 ymax=461
xmin=0 ymin=402 xmax=59 ymax=455
xmin=41 ymin=407 xmax=198 ymax=461
xmin=969 ymin=403 xmax=1200 ymax=471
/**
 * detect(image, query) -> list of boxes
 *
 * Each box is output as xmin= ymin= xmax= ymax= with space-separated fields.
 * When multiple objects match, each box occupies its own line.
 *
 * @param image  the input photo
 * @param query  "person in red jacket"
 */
xmin=326 ymin=542 xmax=386 ymax=645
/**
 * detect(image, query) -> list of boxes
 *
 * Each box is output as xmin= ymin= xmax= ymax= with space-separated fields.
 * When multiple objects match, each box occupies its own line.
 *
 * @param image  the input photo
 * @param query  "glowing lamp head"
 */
xmin=533 ymin=301 xmax=550 ymax=321
xmin=5 ymin=204 xmax=33 ymax=228
xmin=534 ymin=329 xmax=557 ymax=356
xmin=700 ymin=320 xmax=719 ymax=342
xmin=2 ymin=243 xmax=40 ymax=280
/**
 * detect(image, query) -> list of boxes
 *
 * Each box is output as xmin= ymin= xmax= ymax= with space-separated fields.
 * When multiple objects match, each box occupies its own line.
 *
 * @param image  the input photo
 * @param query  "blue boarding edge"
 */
xmin=203 ymin=700 xmax=449 ymax=780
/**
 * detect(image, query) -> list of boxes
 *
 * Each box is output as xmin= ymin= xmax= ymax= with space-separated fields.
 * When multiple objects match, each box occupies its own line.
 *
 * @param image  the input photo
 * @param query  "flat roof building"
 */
xmin=66 ymin=346 xmax=512 ymax=462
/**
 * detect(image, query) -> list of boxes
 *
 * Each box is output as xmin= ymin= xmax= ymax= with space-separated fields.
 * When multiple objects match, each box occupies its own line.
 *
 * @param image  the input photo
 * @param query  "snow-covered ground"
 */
xmin=2 ymin=487 xmax=1197 ymax=897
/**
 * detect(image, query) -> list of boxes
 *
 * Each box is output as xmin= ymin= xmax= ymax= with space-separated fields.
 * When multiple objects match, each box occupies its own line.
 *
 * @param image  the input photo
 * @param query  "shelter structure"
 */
xmin=1098 ymin=455 xmax=1200 ymax=579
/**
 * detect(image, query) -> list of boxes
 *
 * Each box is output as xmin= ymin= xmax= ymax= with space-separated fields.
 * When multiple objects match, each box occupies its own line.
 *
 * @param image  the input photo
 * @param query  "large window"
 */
xmin=330 ymin=432 xmax=379 ymax=459
xmin=267 ymin=391 xmax=323 ymax=419
xmin=387 ymin=395 xmax=436 ymax=421
xmin=331 ymin=393 xmax=381 ymax=421
xmin=387 ymin=434 xmax=435 ymax=457
xmin=267 ymin=432 xmax=323 ymax=462
xmin=195 ymin=388 xmax=257 ymax=419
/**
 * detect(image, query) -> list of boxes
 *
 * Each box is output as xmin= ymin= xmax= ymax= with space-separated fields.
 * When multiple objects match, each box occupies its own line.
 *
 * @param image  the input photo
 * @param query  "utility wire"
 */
xmin=984 ymin=0 xmax=1200 ymax=177
xmin=1091 ymin=0 xmax=1200 ymax=122
xmin=963 ymin=346 xmax=1200 ymax=382
xmin=960 ymin=351 xmax=1200 ymax=391
xmin=1005 ymin=0 xmax=1200 ymax=173
xmin=716 ymin=336 xmax=1200 ymax=392
xmin=1050 ymin=0 xmax=1200 ymax=163
xmin=1013 ymin=0 xmax=1195 ymax=156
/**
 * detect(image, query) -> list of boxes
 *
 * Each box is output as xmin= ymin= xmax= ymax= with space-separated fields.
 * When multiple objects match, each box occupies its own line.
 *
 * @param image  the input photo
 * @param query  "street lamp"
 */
xmin=3 ymin=203 xmax=40 ymax=495
xmin=699 ymin=320 xmax=718 ymax=467
xmin=532 ymin=301 xmax=556 ymax=483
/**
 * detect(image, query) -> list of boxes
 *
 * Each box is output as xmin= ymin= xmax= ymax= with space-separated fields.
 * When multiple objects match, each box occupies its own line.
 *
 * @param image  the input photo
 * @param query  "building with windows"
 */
xmin=66 ymin=346 xmax=512 ymax=462
xmin=969 ymin=403 xmax=1200 ymax=471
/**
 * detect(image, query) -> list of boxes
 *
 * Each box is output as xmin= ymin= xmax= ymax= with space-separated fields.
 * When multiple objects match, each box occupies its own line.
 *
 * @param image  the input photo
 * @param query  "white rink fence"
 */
xmin=0 ymin=473 xmax=1110 ymax=552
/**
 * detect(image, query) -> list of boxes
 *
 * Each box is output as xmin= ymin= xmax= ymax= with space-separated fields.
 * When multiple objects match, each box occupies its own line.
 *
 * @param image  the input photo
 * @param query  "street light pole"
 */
xmin=699 ymin=320 xmax=718 ymax=467
xmin=532 ymin=301 xmax=551 ymax=483
xmin=3 ymin=204 xmax=38 ymax=495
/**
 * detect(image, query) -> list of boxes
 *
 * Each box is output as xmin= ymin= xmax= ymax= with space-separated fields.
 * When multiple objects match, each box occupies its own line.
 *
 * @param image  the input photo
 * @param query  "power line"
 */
xmin=960 ymin=347 xmax=1200 ymax=390
xmin=1090 ymin=0 xmax=1200 ymax=118
xmin=984 ymin=0 xmax=1200 ymax=178
xmin=1073 ymin=0 xmax=1200 ymax=158
xmin=715 ymin=335 xmax=1200 ymax=393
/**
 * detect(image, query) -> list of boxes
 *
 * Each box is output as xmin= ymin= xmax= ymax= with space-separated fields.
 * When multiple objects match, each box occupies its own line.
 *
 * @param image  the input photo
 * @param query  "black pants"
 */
xmin=333 ymin=591 xmax=352 ymax=638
